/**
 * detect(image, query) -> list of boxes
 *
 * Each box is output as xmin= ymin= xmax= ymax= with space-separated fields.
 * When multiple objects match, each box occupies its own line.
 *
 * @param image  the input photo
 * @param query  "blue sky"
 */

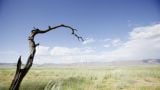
xmin=0 ymin=0 xmax=160 ymax=64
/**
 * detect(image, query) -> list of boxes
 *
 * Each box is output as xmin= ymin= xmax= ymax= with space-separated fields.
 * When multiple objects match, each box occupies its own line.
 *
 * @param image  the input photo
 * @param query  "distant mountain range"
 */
xmin=0 ymin=59 xmax=160 ymax=67
xmin=59 ymin=59 xmax=160 ymax=66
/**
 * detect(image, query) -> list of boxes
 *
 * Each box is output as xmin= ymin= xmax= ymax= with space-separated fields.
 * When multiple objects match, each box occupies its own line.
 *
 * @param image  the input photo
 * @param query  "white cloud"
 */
xmin=34 ymin=46 xmax=97 ymax=64
xmin=111 ymin=38 xmax=122 ymax=47
xmin=82 ymin=38 xmax=95 ymax=45
xmin=107 ymin=24 xmax=160 ymax=60
xmin=130 ymin=24 xmax=160 ymax=40
xmin=103 ymin=38 xmax=122 ymax=48
xmin=103 ymin=44 xmax=110 ymax=48
xmin=36 ymin=46 xmax=50 ymax=55
xmin=50 ymin=47 xmax=79 ymax=56
xmin=50 ymin=46 xmax=95 ymax=56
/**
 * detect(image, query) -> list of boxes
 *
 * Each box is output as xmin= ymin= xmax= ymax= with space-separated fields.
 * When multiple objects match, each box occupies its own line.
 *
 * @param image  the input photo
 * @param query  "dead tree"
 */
xmin=9 ymin=24 xmax=84 ymax=90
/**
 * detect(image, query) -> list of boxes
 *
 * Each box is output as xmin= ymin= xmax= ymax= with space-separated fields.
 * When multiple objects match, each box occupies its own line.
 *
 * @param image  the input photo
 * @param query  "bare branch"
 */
xmin=10 ymin=24 xmax=84 ymax=90
xmin=31 ymin=24 xmax=84 ymax=41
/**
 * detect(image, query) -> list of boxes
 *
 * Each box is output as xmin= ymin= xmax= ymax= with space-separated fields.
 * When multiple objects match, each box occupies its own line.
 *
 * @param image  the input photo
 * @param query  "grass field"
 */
xmin=0 ymin=65 xmax=160 ymax=90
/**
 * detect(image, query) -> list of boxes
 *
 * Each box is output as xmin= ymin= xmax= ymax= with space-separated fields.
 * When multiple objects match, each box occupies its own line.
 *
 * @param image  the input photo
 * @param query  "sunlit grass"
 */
xmin=0 ymin=65 xmax=160 ymax=90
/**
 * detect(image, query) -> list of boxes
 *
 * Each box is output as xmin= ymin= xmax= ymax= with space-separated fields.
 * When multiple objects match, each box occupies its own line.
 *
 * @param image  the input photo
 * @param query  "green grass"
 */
xmin=0 ymin=65 xmax=160 ymax=90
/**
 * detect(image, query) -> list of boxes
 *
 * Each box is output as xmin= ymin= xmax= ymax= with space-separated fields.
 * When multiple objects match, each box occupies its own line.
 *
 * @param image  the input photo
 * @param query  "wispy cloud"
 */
xmin=103 ymin=44 xmax=110 ymax=48
xmin=35 ymin=46 xmax=96 ymax=64
xmin=103 ymin=38 xmax=122 ymax=48
xmin=82 ymin=38 xmax=95 ymax=45
xmin=106 ymin=24 xmax=160 ymax=60
xmin=111 ymin=38 xmax=122 ymax=47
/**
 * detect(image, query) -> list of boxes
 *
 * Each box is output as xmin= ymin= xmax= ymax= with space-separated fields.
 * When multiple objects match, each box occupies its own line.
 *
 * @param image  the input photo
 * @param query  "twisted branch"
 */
xmin=10 ymin=24 xmax=84 ymax=90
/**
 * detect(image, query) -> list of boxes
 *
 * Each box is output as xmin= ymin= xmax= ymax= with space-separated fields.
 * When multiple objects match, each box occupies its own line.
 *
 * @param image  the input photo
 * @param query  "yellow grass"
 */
xmin=0 ymin=65 xmax=160 ymax=90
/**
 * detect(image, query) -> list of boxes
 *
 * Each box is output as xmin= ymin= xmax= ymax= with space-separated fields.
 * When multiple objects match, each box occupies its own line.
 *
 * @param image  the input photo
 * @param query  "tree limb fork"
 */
xmin=9 ymin=24 xmax=83 ymax=90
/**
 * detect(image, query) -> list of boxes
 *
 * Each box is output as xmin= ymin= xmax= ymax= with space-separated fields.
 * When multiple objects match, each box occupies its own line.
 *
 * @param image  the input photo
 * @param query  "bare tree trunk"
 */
xmin=9 ymin=24 xmax=83 ymax=90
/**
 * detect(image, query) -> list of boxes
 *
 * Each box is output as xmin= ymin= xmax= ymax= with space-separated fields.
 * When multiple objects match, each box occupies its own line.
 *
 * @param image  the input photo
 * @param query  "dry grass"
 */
xmin=0 ymin=65 xmax=160 ymax=90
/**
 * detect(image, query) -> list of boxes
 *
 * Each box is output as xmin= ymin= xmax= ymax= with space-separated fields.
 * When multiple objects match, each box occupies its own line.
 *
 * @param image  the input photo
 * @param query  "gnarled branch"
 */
xmin=10 ymin=24 xmax=83 ymax=90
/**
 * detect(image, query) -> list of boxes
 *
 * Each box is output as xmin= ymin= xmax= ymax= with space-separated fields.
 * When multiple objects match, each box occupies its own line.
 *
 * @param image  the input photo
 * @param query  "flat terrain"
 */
xmin=0 ymin=65 xmax=160 ymax=90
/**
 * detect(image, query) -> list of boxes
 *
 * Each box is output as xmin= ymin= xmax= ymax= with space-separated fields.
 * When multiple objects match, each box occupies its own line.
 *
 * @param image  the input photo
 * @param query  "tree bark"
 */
xmin=9 ymin=24 xmax=83 ymax=90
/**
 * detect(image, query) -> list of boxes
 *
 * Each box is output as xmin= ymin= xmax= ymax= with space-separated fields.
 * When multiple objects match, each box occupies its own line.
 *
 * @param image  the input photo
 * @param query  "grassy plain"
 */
xmin=0 ymin=65 xmax=160 ymax=90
